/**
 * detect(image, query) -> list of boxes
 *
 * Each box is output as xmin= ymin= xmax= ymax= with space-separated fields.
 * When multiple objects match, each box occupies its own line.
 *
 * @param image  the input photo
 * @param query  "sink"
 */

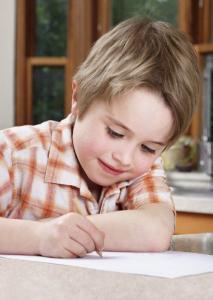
xmin=166 ymin=171 xmax=213 ymax=214
xmin=171 ymin=233 xmax=213 ymax=255
xmin=171 ymin=186 xmax=213 ymax=196
xmin=166 ymin=171 xmax=213 ymax=196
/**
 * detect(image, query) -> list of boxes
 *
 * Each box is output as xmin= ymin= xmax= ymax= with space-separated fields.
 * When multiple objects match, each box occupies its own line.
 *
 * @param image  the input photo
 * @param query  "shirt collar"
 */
xmin=45 ymin=114 xmax=82 ymax=187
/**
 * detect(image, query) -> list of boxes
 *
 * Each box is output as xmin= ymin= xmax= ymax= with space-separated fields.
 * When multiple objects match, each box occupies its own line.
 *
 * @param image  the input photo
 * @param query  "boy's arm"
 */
xmin=87 ymin=158 xmax=175 ymax=252
xmin=0 ymin=218 xmax=40 ymax=255
xmin=0 ymin=213 xmax=104 ymax=257
xmin=87 ymin=202 xmax=174 ymax=252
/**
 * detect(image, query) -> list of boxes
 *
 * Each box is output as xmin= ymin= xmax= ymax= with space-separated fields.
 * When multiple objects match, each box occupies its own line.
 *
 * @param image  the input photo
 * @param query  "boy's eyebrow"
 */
xmin=106 ymin=116 xmax=166 ymax=146
xmin=107 ymin=116 xmax=132 ymax=132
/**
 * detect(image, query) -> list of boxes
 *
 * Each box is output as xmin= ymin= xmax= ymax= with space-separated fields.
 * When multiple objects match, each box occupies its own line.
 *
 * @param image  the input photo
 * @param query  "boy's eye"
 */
xmin=141 ymin=144 xmax=156 ymax=154
xmin=106 ymin=127 xmax=124 ymax=139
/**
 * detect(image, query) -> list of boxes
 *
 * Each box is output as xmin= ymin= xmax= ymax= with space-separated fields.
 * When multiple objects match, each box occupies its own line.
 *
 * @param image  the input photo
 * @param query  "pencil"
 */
xmin=96 ymin=249 xmax=103 ymax=258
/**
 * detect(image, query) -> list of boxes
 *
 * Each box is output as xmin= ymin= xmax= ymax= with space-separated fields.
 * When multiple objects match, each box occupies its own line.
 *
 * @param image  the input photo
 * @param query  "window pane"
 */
xmin=211 ymin=69 xmax=213 ymax=140
xmin=35 ymin=0 xmax=68 ymax=56
xmin=111 ymin=0 xmax=178 ymax=27
xmin=32 ymin=67 xmax=65 ymax=124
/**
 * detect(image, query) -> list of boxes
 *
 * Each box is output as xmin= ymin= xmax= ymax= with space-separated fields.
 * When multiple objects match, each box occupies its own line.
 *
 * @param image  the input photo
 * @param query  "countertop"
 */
xmin=0 ymin=257 xmax=213 ymax=300
xmin=1 ymin=171 xmax=212 ymax=299
xmin=1 ymin=171 xmax=213 ymax=299
xmin=166 ymin=171 xmax=213 ymax=214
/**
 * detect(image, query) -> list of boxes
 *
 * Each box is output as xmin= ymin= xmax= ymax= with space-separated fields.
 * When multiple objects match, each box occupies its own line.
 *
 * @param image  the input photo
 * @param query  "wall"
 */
xmin=0 ymin=0 xmax=16 ymax=129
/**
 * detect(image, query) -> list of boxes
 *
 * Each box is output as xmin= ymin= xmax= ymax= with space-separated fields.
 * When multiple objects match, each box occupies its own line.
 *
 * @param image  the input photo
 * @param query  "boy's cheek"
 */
xmin=80 ymin=137 xmax=109 ymax=157
xmin=133 ymin=157 xmax=157 ymax=177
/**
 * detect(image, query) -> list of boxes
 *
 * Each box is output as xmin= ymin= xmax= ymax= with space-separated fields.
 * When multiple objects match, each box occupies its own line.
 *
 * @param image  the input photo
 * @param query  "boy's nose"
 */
xmin=112 ymin=148 xmax=133 ymax=167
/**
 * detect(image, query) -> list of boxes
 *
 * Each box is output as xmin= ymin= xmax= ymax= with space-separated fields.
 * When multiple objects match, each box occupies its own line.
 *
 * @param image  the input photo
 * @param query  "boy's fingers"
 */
xmin=78 ymin=218 xmax=105 ymax=251
xmin=69 ymin=225 xmax=95 ymax=253
xmin=60 ymin=249 xmax=77 ymax=259
xmin=63 ymin=237 xmax=87 ymax=258
xmin=52 ymin=246 xmax=77 ymax=259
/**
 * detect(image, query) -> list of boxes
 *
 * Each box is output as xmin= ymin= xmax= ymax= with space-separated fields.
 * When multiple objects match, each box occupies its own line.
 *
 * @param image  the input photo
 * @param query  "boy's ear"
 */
xmin=71 ymin=80 xmax=79 ymax=116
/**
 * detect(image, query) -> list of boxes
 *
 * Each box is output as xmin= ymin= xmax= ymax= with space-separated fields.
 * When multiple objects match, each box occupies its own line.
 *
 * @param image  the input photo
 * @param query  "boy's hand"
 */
xmin=36 ymin=212 xmax=105 ymax=258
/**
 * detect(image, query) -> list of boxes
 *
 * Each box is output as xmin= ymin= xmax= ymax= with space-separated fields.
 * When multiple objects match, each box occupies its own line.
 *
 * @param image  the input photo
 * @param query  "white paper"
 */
xmin=1 ymin=251 xmax=213 ymax=278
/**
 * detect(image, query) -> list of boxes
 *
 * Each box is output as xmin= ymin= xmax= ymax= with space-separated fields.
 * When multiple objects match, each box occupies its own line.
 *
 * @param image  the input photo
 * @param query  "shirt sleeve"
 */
xmin=0 ymin=135 xmax=14 ymax=217
xmin=126 ymin=157 xmax=175 ymax=213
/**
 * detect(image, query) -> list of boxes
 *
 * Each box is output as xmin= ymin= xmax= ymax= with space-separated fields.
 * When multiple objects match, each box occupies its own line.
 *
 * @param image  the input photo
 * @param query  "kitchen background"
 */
xmin=0 ymin=0 xmax=213 ymax=233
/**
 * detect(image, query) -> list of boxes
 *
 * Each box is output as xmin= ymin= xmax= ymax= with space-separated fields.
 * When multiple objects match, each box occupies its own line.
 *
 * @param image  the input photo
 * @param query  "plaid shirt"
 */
xmin=0 ymin=114 xmax=174 ymax=220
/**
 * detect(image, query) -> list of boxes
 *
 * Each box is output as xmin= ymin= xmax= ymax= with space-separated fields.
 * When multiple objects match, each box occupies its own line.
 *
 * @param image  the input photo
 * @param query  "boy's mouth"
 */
xmin=98 ymin=159 xmax=125 ymax=176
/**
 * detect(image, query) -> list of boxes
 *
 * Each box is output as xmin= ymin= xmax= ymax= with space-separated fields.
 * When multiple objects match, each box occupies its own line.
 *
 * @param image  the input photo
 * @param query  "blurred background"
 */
xmin=0 ymin=0 xmax=213 ymax=176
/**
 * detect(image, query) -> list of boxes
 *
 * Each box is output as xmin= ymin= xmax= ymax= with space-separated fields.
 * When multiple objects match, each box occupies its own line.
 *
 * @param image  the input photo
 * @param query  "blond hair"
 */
xmin=74 ymin=17 xmax=200 ymax=146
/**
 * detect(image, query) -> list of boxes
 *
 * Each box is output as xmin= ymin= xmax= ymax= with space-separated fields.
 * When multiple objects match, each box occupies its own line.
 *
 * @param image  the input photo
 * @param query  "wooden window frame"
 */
xmin=179 ymin=0 xmax=213 ymax=139
xmin=16 ymin=0 xmax=110 ymax=125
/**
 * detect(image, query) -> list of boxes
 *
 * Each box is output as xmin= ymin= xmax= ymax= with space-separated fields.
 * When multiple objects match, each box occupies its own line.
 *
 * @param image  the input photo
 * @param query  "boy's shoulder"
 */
xmin=0 ymin=119 xmax=59 ymax=152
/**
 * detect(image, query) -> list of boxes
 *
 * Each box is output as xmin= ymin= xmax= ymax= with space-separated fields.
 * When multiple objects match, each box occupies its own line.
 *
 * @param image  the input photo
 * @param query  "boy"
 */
xmin=0 ymin=18 xmax=199 ymax=258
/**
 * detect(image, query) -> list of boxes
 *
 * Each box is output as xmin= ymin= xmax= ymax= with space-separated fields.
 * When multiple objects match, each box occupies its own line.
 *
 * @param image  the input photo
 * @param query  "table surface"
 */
xmin=0 ymin=257 xmax=213 ymax=300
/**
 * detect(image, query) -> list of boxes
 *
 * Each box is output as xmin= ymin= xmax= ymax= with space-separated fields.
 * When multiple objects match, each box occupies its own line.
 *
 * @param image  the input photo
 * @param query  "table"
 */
xmin=0 ymin=257 xmax=212 ymax=300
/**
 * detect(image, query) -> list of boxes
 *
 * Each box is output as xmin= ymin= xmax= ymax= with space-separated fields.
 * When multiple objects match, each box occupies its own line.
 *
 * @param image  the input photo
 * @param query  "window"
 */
xmin=111 ymin=0 xmax=178 ymax=27
xmin=16 ymin=0 xmax=109 ymax=125
xmin=179 ymin=0 xmax=213 ymax=139
xmin=28 ymin=0 xmax=68 ymax=124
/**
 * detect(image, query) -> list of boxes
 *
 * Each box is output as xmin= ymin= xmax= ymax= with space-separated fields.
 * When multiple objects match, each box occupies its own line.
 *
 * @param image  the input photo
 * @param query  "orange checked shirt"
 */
xmin=0 ymin=114 xmax=175 ymax=220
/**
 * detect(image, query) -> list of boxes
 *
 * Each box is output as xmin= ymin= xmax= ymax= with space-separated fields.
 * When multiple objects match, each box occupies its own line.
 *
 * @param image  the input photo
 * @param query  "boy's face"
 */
xmin=72 ymin=87 xmax=173 ymax=187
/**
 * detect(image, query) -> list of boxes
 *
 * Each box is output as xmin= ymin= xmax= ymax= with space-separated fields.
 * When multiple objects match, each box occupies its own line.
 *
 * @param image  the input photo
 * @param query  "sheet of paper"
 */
xmin=1 ymin=251 xmax=213 ymax=278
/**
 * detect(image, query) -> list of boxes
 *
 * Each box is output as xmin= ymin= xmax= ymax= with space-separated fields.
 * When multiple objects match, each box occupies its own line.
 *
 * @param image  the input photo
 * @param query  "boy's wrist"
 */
xmin=32 ymin=218 xmax=51 ymax=256
xmin=15 ymin=219 xmax=42 ymax=256
xmin=30 ymin=221 xmax=43 ymax=256
xmin=0 ymin=218 xmax=41 ymax=256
